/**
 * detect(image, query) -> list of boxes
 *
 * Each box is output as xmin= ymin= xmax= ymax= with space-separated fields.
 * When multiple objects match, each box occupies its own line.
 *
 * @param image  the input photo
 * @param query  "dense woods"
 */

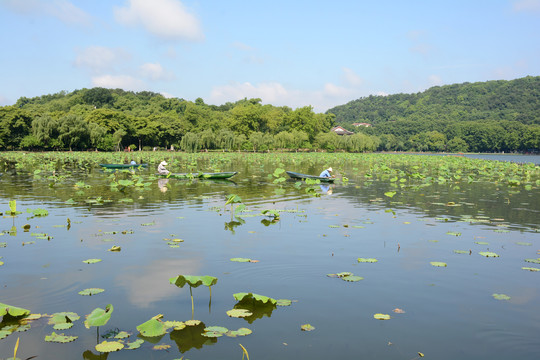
xmin=327 ymin=76 xmax=540 ymax=153
xmin=0 ymin=76 xmax=538 ymax=153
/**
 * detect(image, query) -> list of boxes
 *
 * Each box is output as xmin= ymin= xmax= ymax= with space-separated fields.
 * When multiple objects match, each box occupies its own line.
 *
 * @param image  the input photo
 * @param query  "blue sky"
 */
xmin=1 ymin=0 xmax=539 ymax=112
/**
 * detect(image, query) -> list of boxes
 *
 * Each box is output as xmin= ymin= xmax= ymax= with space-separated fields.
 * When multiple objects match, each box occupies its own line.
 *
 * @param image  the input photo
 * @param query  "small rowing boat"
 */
xmin=99 ymin=163 xmax=148 ymax=169
xmin=158 ymin=171 xmax=238 ymax=180
xmin=286 ymin=171 xmax=335 ymax=183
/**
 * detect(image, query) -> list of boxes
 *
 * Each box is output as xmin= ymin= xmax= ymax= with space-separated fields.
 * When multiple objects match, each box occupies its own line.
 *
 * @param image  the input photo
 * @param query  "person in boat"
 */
xmin=158 ymin=161 xmax=169 ymax=175
xmin=319 ymin=167 xmax=334 ymax=178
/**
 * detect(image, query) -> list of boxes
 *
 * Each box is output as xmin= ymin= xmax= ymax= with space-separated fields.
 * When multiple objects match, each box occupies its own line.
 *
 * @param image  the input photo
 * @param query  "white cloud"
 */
xmin=114 ymin=0 xmax=204 ymax=41
xmin=139 ymin=62 xmax=174 ymax=81
xmin=231 ymin=42 xmax=253 ymax=51
xmin=92 ymin=75 xmax=145 ymax=91
xmin=428 ymin=74 xmax=443 ymax=86
xmin=513 ymin=0 xmax=540 ymax=12
xmin=208 ymin=81 xmax=365 ymax=112
xmin=1 ymin=0 xmax=92 ymax=27
xmin=341 ymin=67 xmax=363 ymax=87
xmin=0 ymin=94 xmax=11 ymax=106
xmin=74 ymin=46 xmax=131 ymax=73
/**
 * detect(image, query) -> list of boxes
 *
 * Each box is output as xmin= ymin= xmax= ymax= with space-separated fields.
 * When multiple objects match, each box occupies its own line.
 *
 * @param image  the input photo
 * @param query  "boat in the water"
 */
xmin=286 ymin=171 xmax=335 ymax=183
xmin=99 ymin=163 xmax=148 ymax=169
xmin=159 ymin=171 xmax=238 ymax=180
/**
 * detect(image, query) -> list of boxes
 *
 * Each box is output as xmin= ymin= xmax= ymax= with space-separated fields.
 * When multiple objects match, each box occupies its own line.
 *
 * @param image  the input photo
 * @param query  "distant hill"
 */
xmin=326 ymin=76 xmax=540 ymax=127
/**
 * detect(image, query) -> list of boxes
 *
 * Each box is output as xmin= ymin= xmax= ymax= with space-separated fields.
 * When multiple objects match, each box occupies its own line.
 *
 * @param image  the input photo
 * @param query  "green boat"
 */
xmin=159 ymin=171 xmax=238 ymax=179
xmin=286 ymin=171 xmax=335 ymax=183
xmin=99 ymin=163 xmax=148 ymax=169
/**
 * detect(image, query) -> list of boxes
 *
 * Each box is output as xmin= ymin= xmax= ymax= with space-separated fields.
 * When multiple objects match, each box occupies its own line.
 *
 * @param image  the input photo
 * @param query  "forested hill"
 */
xmin=327 ymin=76 xmax=540 ymax=127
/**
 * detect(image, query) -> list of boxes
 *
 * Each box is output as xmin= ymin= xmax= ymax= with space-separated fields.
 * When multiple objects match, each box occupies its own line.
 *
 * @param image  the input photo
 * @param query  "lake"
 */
xmin=0 ymin=152 xmax=539 ymax=360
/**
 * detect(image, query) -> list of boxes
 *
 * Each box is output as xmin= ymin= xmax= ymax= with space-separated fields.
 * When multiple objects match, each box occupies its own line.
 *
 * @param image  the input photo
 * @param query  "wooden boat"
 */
xmin=159 ymin=171 xmax=238 ymax=180
xmin=99 ymin=163 xmax=148 ymax=169
xmin=286 ymin=171 xmax=335 ymax=183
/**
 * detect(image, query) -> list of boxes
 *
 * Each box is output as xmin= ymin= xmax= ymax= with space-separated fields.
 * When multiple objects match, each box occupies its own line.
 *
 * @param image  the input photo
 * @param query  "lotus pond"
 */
xmin=0 ymin=152 xmax=539 ymax=360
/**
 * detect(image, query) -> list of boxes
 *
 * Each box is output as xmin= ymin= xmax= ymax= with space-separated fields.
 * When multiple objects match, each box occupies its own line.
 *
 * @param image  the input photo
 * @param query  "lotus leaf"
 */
xmin=384 ymin=191 xmax=396 ymax=198
xmin=374 ymin=313 xmax=391 ymax=320
xmin=84 ymin=304 xmax=113 ymax=328
xmin=525 ymin=258 xmax=540 ymax=264
xmin=479 ymin=252 xmax=499 ymax=257
xmin=475 ymin=241 xmax=489 ymax=245
xmin=78 ymin=288 xmax=105 ymax=296
xmin=114 ymin=331 xmax=130 ymax=339
xmin=226 ymin=309 xmax=252 ymax=318
xmin=327 ymin=272 xmax=353 ymax=278
xmin=96 ymin=340 xmax=124 ymax=352
xmin=0 ymin=303 xmax=30 ymax=318
xmin=164 ymin=321 xmax=186 ymax=331
xmin=169 ymin=275 xmax=218 ymax=288
xmin=446 ymin=231 xmax=461 ymax=236
xmin=153 ymin=344 xmax=171 ymax=350
xmin=49 ymin=312 xmax=80 ymax=325
xmin=276 ymin=299 xmax=292 ymax=306
xmin=301 ymin=324 xmax=315 ymax=331
xmin=0 ymin=330 xmax=10 ymax=339
xmin=53 ymin=323 xmax=74 ymax=330
xmin=202 ymin=330 xmax=224 ymax=338
xmin=108 ymin=246 xmax=121 ymax=251
xmin=357 ymin=258 xmax=378 ymax=263
xmin=125 ymin=339 xmax=144 ymax=350
xmin=83 ymin=259 xmax=102 ymax=264
xmin=227 ymin=327 xmax=252 ymax=337
xmin=44 ymin=332 xmax=78 ymax=343
xmin=137 ymin=315 xmax=167 ymax=337
xmin=522 ymin=267 xmax=540 ymax=272
xmin=204 ymin=326 xmax=228 ymax=333
xmin=342 ymin=275 xmax=364 ymax=282
xmin=492 ymin=293 xmax=511 ymax=300
xmin=230 ymin=258 xmax=252 ymax=262
xmin=516 ymin=242 xmax=532 ymax=246
xmin=430 ymin=262 xmax=448 ymax=267
xmin=453 ymin=250 xmax=469 ymax=254
xmin=185 ymin=320 xmax=201 ymax=326
xmin=233 ymin=292 xmax=277 ymax=305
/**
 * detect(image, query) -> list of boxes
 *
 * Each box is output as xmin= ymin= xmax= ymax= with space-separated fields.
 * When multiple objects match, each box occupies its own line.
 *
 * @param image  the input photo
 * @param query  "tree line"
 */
xmin=1 ymin=77 xmax=539 ymax=153
xmin=326 ymin=76 xmax=540 ymax=152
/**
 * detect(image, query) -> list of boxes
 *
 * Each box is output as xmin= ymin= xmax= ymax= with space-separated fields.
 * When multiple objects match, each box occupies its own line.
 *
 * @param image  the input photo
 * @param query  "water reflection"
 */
xmin=170 ymin=321 xmax=217 ymax=353
xmin=158 ymin=178 xmax=169 ymax=193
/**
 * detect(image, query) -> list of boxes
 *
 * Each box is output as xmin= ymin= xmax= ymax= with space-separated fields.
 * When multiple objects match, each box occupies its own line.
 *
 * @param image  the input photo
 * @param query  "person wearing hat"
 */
xmin=158 ymin=161 xmax=170 ymax=175
xmin=319 ymin=167 xmax=334 ymax=178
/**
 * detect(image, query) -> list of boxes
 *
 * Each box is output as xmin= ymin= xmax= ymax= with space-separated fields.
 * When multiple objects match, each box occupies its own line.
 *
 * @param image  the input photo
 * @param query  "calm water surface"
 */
xmin=1 ymin=154 xmax=539 ymax=360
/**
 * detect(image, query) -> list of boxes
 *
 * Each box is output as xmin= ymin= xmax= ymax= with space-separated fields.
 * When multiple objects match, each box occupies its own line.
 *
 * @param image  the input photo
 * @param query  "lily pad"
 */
xmin=108 ymin=246 xmax=121 ymax=252
xmin=226 ymin=309 xmax=253 ymax=318
xmin=276 ymin=299 xmax=292 ymax=306
xmin=342 ymin=275 xmax=364 ymax=282
xmin=137 ymin=314 xmax=167 ymax=337
xmin=78 ymin=288 xmax=105 ymax=296
xmin=125 ymin=339 xmax=144 ymax=350
xmin=357 ymin=258 xmax=378 ymax=263
xmin=49 ymin=312 xmax=80 ymax=325
xmin=492 ymin=293 xmax=511 ymax=300
xmin=84 ymin=304 xmax=113 ymax=328
xmin=83 ymin=259 xmax=102 ymax=264
xmin=45 ymin=332 xmax=78 ymax=343
xmin=96 ymin=340 xmax=124 ymax=353
xmin=327 ymin=272 xmax=353 ymax=278
xmin=301 ymin=324 xmax=315 ymax=331
xmin=0 ymin=303 xmax=31 ymax=317
xmin=430 ymin=262 xmax=447 ymax=267
xmin=230 ymin=258 xmax=252 ymax=262
xmin=114 ymin=331 xmax=130 ymax=339
xmin=153 ymin=344 xmax=171 ymax=350
xmin=525 ymin=258 xmax=540 ymax=264
xmin=373 ymin=313 xmax=391 ymax=320
xmin=479 ymin=252 xmax=499 ymax=257
xmin=227 ymin=327 xmax=252 ymax=337
xmin=453 ymin=250 xmax=469 ymax=254
xmin=53 ymin=322 xmax=74 ymax=330
xmin=522 ymin=267 xmax=540 ymax=272
xmin=164 ymin=321 xmax=186 ymax=331
xmin=446 ymin=231 xmax=461 ymax=236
